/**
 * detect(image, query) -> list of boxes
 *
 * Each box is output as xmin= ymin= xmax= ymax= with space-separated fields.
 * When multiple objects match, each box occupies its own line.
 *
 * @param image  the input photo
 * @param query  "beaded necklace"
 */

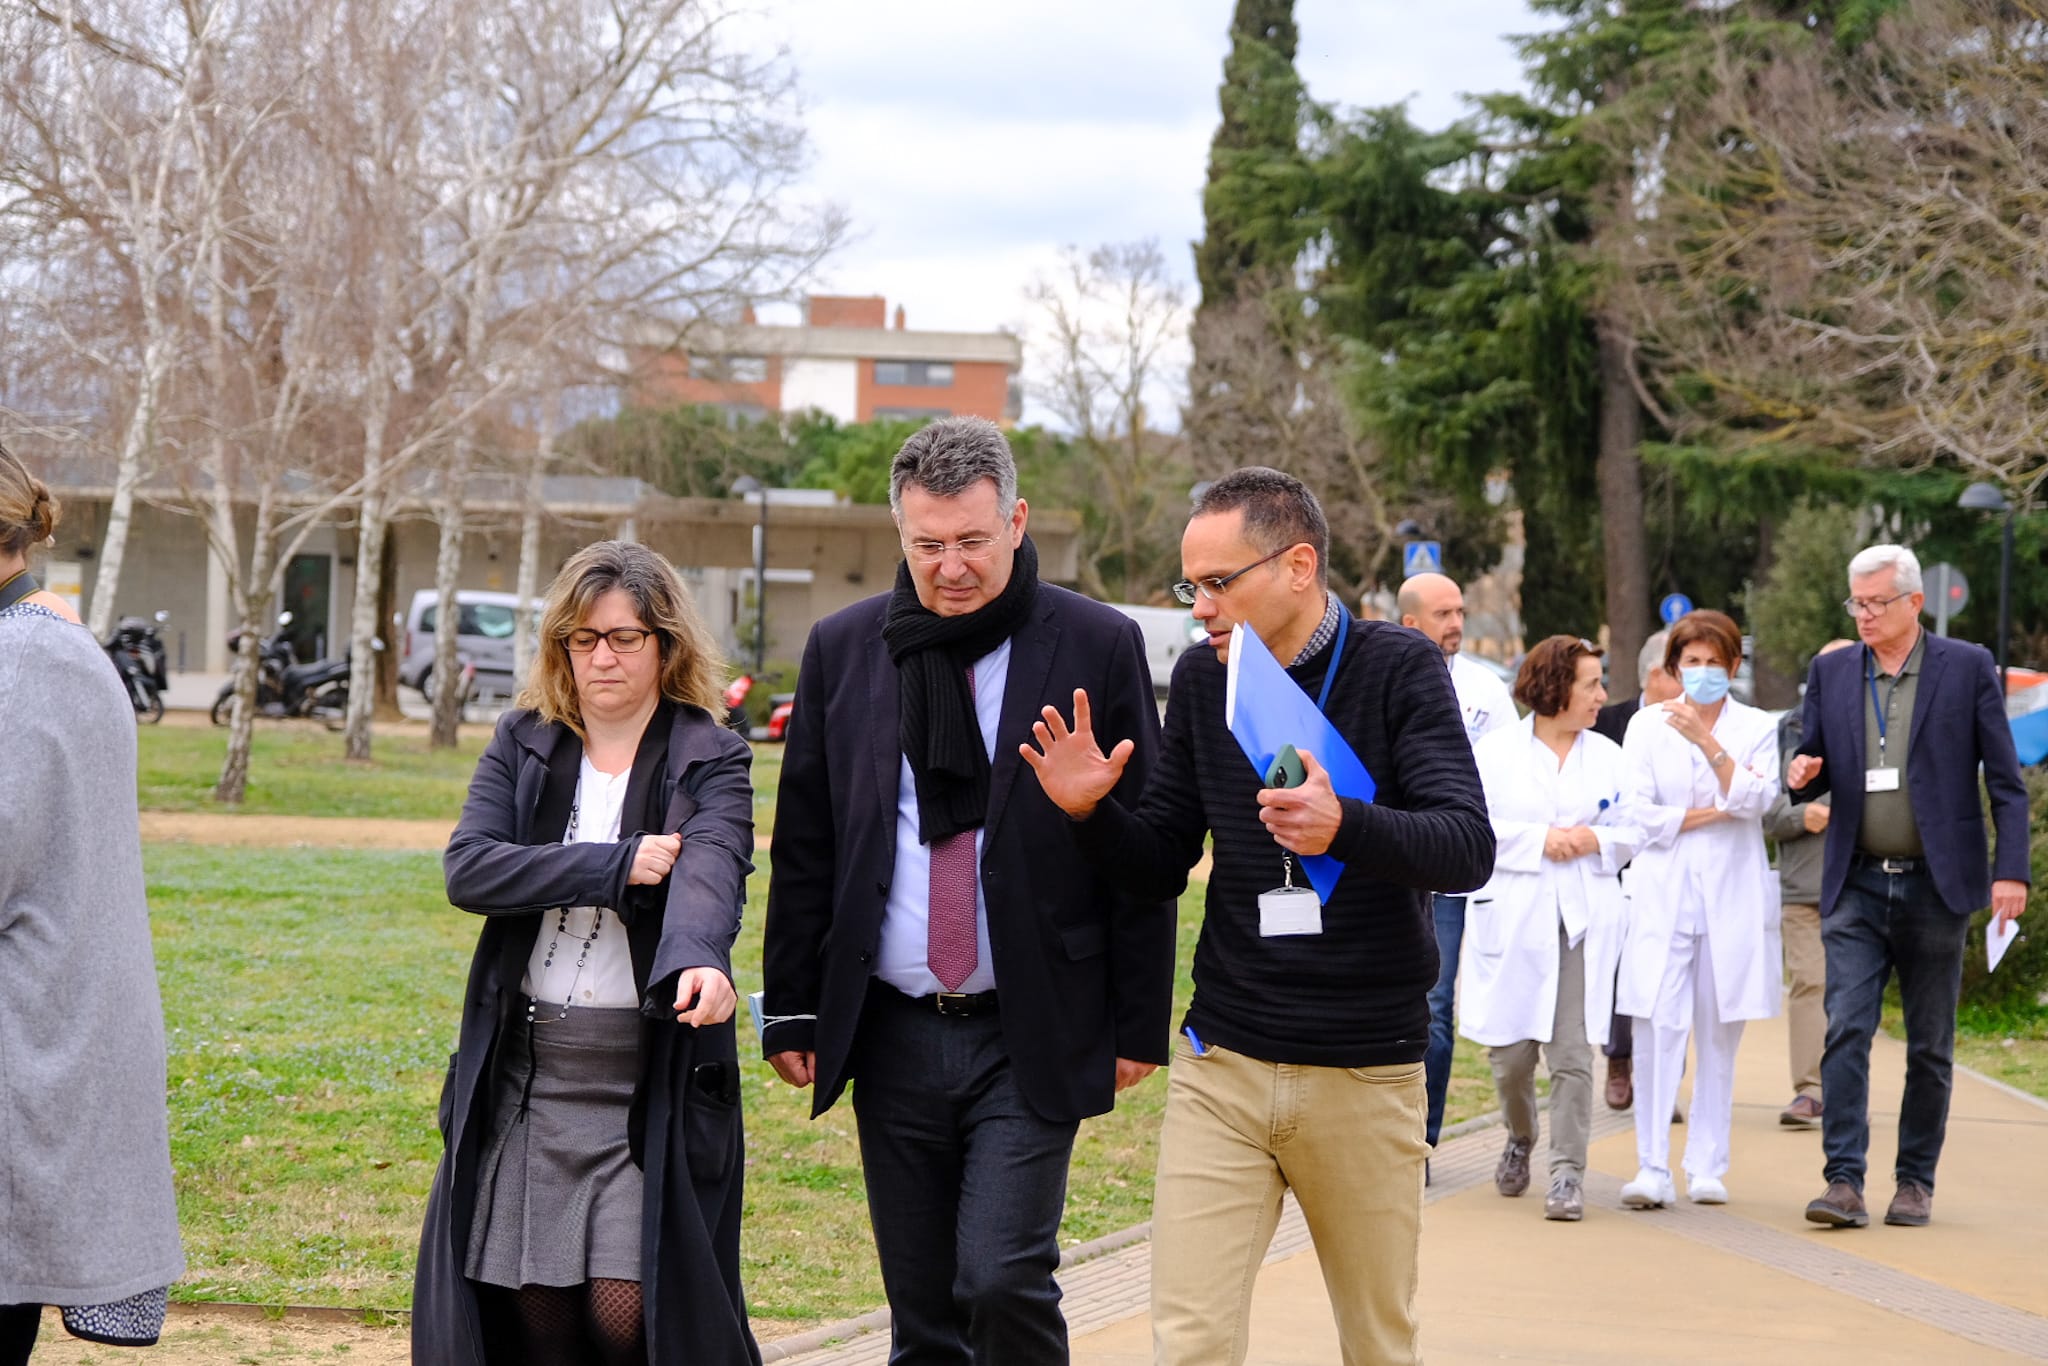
xmin=527 ymin=784 xmax=607 ymax=1025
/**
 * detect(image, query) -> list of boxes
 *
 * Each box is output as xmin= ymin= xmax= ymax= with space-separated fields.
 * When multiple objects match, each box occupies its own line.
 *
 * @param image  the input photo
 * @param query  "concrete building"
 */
xmin=36 ymin=460 xmax=1079 ymax=688
xmin=634 ymin=294 xmax=1023 ymax=426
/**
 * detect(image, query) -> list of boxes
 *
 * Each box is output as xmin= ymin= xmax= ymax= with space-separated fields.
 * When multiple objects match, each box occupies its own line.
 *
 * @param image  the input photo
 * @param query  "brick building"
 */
xmin=636 ymin=294 xmax=1023 ymax=425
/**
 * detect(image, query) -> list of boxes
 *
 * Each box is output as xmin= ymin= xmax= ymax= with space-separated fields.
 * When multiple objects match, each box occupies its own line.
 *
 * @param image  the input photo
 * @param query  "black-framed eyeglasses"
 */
xmin=566 ymin=626 xmax=656 ymax=654
xmin=1842 ymin=593 xmax=1910 ymax=619
xmin=1170 ymin=544 xmax=1296 ymax=606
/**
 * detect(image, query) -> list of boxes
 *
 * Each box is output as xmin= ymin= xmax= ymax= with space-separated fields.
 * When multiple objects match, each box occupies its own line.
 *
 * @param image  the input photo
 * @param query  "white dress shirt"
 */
xmin=874 ymin=639 xmax=1011 ymax=997
xmin=522 ymin=756 xmax=640 ymax=1009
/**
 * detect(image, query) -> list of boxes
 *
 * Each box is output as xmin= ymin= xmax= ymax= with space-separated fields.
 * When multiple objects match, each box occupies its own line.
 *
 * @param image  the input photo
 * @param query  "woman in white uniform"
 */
xmin=1464 ymin=636 xmax=1641 ymax=1222
xmin=1616 ymin=610 xmax=1781 ymax=1209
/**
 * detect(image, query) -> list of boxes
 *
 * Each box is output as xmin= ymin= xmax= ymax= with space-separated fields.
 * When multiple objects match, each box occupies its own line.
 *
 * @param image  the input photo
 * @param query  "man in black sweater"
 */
xmin=1022 ymin=468 xmax=1494 ymax=1366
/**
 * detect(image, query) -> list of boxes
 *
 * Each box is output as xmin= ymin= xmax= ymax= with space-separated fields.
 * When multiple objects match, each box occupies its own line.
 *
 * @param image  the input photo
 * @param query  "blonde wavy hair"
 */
xmin=519 ymin=540 xmax=727 ymax=735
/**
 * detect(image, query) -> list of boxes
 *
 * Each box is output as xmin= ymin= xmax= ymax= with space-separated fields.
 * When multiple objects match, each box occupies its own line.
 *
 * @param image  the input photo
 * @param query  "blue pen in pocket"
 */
xmin=1183 ymin=1025 xmax=1208 ymax=1057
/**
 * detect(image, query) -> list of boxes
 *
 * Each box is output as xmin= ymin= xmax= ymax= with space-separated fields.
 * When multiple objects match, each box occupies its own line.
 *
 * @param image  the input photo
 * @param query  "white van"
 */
xmin=400 ymin=589 xmax=538 ymax=700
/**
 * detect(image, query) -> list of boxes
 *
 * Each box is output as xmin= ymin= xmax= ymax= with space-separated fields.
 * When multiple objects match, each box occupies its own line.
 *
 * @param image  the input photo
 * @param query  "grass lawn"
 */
xmin=1887 ymin=1006 xmax=2048 ymax=1104
xmin=138 ymin=725 xmax=485 ymax=820
xmin=135 ymin=723 xmax=786 ymax=834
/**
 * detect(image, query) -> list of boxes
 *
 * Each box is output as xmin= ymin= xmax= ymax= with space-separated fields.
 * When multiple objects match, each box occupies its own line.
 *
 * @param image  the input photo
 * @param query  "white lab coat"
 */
xmin=1449 ymin=652 xmax=1517 ymax=748
xmin=1615 ymin=698 xmax=1783 ymax=1025
xmin=1460 ymin=718 xmax=1641 ymax=1049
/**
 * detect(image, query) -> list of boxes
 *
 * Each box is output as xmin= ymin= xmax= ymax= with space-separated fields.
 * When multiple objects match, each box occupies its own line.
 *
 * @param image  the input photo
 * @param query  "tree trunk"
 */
xmin=513 ymin=416 xmax=556 ymax=687
xmin=374 ymin=527 xmax=404 ymax=719
xmin=1595 ymin=307 xmax=1650 ymax=676
xmin=429 ymin=444 xmax=471 ymax=748
xmin=1749 ymin=514 xmax=1798 ymax=708
xmin=343 ymin=374 xmax=396 ymax=761
xmin=85 ymin=343 xmax=165 ymax=638
xmin=216 ymin=486 xmax=278 ymax=805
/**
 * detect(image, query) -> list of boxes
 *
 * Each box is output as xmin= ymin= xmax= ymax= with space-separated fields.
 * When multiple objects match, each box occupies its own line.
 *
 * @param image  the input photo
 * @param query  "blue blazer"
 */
xmin=1792 ymin=632 xmax=2030 ymax=916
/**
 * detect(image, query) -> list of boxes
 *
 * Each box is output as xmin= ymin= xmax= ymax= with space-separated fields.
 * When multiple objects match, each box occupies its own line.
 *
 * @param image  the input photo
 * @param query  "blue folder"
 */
xmin=1224 ymin=622 xmax=1377 ymax=901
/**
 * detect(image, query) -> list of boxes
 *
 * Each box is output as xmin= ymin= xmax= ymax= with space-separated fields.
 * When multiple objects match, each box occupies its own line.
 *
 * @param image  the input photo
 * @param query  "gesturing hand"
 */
xmin=1020 ymin=689 xmax=1134 ymax=820
xmin=1256 ymin=749 xmax=1343 ymax=856
xmin=1663 ymin=698 xmax=1715 ymax=749
xmin=630 ymin=832 xmax=683 ymax=885
xmin=1787 ymin=754 xmax=1825 ymax=790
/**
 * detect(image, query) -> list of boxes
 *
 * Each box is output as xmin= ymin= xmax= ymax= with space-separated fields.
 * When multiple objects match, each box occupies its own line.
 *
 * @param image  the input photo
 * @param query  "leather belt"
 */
xmin=1854 ymin=851 xmax=1926 ymax=875
xmin=889 ymin=986 xmax=1000 ymax=1018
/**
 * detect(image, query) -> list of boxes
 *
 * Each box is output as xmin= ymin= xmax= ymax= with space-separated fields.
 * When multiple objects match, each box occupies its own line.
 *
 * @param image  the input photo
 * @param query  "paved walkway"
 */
xmin=770 ymin=1011 xmax=2048 ymax=1364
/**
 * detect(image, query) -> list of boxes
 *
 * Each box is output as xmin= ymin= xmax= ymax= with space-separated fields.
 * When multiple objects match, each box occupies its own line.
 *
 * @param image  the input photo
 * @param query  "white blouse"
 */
xmin=521 ymin=756 xmax=641 ymax=1010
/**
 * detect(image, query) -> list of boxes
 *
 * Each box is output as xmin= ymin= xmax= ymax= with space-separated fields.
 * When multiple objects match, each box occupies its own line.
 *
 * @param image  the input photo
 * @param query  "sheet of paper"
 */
xmin=1987 ymin=917 xmax=2019 ymax=973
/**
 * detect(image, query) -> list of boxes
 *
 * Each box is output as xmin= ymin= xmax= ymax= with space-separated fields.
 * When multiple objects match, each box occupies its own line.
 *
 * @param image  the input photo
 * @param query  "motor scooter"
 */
xmin=105 ymin=609 xmax=169 ymax=723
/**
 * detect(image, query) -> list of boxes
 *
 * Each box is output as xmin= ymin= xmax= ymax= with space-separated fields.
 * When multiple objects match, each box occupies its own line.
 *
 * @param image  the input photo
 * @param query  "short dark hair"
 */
xmin=889 ymin=416 xmax=1017 ymax=519
xmin=1515 ymin=635 xmax=1602 ymax=717
xmin=1191 ymin=467 xmax=1329 ymax=582
xmin=1664 ymin=609 xmax=1743 ymax=674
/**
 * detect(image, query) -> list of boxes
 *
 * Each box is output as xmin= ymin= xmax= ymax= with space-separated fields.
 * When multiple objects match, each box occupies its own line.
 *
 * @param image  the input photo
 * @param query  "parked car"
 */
xmin=400 ymin=589 xmax=536 ymax=701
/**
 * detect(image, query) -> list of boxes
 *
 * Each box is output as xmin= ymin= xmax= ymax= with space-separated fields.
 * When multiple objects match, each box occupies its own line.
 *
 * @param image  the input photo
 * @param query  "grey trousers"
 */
xmin=1488 ymin=924 xmax=1593 ymax=1178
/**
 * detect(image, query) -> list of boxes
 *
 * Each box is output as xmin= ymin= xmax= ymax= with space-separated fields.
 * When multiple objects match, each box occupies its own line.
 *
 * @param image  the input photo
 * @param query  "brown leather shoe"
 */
xmin=1885 ymin=1181 xmax=1932 ymax=1227
xmin=1805 ymin=1180 xmax=1868 ymax=1228
xmin=1780 ymin=1095 xmax=1823 ymax=1128
xmin=1605 ymin=1056 xmax=1633 ymax=1110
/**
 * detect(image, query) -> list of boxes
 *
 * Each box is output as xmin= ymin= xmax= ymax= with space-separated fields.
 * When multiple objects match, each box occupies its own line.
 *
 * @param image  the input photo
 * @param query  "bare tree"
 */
xmin=1026 ymin=240 xmax=1190 ymax=602
xmin=1608 ymin=0 xmax=2048 ymax=504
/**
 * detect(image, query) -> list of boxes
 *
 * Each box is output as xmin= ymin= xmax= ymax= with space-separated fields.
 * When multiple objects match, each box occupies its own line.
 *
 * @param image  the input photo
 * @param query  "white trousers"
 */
xmin=1631 ymin=926 xmax=1746 ymax=1181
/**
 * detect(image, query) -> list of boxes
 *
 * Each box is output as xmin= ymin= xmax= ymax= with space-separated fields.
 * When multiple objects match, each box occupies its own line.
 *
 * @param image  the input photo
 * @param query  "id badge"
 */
xmin=1865 ymin=767 xmax=1901 ymax=793
xmin=1259 ymin=886 xmax=1324 ymax=937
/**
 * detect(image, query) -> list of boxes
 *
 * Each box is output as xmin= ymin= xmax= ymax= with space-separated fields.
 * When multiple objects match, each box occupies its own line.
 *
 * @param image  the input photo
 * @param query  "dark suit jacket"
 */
xmin=1792 ymin=632 xmax=2030 ymax=916
xmin=760 ymin=583 xmax=1175 ymax=1125
xmin=1593 ymin=695 xmax=1641 ymax=748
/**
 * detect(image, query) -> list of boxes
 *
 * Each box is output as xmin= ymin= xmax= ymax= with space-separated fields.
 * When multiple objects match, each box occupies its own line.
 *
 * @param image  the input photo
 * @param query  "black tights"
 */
xmin=486 ymin=1280 xmax=644 ymax=1366
xmin=0 ymin=1304 xmax=39 ymax=1366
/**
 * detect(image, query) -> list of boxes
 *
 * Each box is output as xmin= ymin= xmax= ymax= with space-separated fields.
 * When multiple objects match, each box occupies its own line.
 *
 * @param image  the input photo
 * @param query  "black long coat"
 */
xmin=412 ymin=701 xmax=762 ymax=1366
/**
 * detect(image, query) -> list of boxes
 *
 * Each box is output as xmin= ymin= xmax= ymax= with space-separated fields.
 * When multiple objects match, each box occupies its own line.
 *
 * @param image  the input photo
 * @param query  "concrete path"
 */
xmin=773 ymin=1011 xmax=2048 ymax=1364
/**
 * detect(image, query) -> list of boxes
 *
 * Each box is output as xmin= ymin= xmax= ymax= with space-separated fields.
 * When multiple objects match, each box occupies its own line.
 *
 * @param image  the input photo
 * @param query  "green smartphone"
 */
xmin=1264 ymin=744 xmax=1305 ymax=789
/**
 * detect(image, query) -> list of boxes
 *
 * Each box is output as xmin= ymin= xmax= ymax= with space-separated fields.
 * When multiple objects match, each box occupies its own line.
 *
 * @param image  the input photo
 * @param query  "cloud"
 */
xmin=741 ymin=0 xmax=1543 ymax=426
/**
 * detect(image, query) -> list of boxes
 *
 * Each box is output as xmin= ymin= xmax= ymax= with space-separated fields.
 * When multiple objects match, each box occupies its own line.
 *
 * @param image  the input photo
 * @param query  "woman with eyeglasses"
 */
xmin=414 ymin=541 xmax=762 ymax=1366
xmin=1614 ymin=609 xmax=1782 ymax=1211
xmin=1461 ymin=636 xmax=1641 ymax=1223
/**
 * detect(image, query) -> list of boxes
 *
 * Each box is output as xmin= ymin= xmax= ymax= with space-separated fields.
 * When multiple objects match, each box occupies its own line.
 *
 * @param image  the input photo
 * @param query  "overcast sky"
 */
xmin=745 ymin=0 xmax=1545 ymax=423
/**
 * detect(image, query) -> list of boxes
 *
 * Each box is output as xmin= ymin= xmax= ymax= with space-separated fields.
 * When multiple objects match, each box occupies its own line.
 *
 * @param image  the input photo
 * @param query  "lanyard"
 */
xmin=1314 ymin=609 xmax=1350 ymax=715
xmin=1864 ymin=636 xmax=1917 ymax=766
xmin=0 ymin=569 xmax=37 ymax=614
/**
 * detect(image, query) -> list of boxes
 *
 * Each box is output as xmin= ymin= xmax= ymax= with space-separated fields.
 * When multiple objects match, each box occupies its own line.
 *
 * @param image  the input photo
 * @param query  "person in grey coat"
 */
xmin=413 ymin=540 xmax=760 ymax=1366
xmin=0 ymin=445 xmax=182 ymax=1364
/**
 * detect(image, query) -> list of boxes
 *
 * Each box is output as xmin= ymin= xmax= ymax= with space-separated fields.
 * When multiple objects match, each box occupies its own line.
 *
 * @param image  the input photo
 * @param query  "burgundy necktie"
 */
xmin=927 ymin=665 xmax=979 ymax=991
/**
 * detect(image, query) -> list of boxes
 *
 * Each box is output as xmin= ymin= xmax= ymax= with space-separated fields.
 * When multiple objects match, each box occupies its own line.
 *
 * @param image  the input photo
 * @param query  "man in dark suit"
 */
xmin=1592 ymin=628 xmax=1675 ymax=1109
xmin=1791 ymin=544 xmax=2029 ymax=1230
xmin=760 ymin=417 xmax=1173 ymax=1363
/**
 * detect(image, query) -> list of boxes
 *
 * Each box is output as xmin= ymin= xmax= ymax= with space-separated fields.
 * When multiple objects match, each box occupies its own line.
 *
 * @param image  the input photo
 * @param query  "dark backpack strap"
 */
xmin=0 ymin=570 xmax=39 ymax=613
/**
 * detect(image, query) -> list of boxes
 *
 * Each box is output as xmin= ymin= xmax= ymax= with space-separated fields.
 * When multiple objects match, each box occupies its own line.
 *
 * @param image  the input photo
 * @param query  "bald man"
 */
xmin=1399 ymin=572 xmax=1515 ymax=1153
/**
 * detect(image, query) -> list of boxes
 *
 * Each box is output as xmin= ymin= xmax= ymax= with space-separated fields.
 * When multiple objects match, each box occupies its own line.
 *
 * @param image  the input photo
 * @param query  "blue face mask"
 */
xmin=1681 ymin=665 xmax=1731 ymax=704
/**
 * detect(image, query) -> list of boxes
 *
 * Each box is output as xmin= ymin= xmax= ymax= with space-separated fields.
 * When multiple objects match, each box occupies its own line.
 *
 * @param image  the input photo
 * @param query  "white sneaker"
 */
xmin=1688 ymin=1174 xmax=1728 ymax=1204
xmin=1620 ymin=1168 xmax=1675 ymax=1209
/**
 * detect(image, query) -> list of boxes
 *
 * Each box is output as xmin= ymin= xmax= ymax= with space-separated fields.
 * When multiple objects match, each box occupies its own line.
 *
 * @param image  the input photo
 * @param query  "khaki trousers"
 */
xmin=1150 ymin=1036 xmax=1427 ymax=1366
xmin=1487 ymin=925 xmax=1592 ymax=1178
xmin=1782 ymin=902 xmax=1825 ymax=1100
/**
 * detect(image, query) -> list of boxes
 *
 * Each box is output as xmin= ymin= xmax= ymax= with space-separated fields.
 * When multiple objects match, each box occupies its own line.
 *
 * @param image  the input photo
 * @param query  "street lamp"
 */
xmin=730 ymin=475 xmax=768 ymax=676
xmin=1958 ymin=481 xmax=2013 ymax=691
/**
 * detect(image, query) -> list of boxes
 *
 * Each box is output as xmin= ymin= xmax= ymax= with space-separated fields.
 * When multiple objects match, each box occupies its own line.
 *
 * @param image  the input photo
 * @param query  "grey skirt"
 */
xmin=466 ymin=1005 xmax=644 ymax=1288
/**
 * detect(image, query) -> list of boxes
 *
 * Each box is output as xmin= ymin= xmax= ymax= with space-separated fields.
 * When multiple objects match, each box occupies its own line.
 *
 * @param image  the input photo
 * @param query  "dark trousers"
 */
xmin=1820 ymin=860 xmax=1970 ymax=1194
xmin=1424 ymin=893 xmax=1465 ymax=1146
xmin=1604 ymin=1002 xmax=1633 ymax=1060
xmin=0 ymin=1304 xmax=38 ymax=1366
xmin=850 ymin=988 xmax=1079 ymax=1366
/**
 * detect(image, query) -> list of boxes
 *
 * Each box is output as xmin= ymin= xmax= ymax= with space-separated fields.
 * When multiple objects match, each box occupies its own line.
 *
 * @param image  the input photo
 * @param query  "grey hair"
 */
xmin=888 ymin=417 xmax=1018 ymax=520
xmin=1636 ymin=629 xmax=1670 ymax=690
xmin=1848 ymin=543 xmax=1923 ymax=595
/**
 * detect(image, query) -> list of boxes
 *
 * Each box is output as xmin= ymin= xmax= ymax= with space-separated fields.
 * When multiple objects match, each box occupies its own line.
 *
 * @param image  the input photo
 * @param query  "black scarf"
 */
xmin=881 ymin=534 xmax=1040 ymax=843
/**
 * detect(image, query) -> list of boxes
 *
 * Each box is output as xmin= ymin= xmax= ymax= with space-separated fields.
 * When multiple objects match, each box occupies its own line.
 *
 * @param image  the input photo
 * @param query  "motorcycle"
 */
xmin=105 ymin=610 xmax=169 ymax=723
xmin=722 ymin=672 xmax=757 ymax=734
xmin=211 ymin=612 xmax=359 ymax=725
